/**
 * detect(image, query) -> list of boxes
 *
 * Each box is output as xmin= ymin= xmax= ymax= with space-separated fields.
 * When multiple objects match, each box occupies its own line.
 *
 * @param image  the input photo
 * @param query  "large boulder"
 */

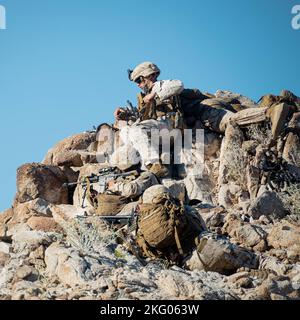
xmin=184 ymin=235 xmax=258 ymax=275
xmin=6 ymin=198 xmax=63 ymax=235
xmin=26 ymin=216 xmax=62 ymax=233
xmin=15 ymin=163 xmax=69 ymax=205
xmin=12 ymin=230 xmax=55 ymax=254
xmin=267 ymin=221 xmax=300 ymax=260
xmin=224 ymin=221 xmax=267 ymax=252
xmin=196 ymin=206 xmax=226 ymax=230
xmin=43 ymin=132 xmax=96 ymax=167
xmin=45 ymin=242 xmax=94 ymax=287
xmin=248 ymin=191 xmax=286 ymax=220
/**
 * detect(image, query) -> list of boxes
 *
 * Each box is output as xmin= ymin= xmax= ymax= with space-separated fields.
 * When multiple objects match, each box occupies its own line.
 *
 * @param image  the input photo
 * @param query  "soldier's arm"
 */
xmin=108 ymin=172 xmax=159 ymax=198
xmin=152 ymin=80 xmax=184 ymax=101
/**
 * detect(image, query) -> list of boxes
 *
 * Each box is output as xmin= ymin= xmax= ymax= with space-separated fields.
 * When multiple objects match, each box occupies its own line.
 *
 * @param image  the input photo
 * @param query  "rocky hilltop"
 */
xmin=0 ymin=89 xmax=300 ymax=300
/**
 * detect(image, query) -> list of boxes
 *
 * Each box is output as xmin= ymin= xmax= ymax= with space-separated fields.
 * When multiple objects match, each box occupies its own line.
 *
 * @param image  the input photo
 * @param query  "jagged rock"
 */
xmin=0 ymin=242 xmax=11 ymax=254
xmin=226 ymin=271 xmax=253 ymax=289
xmin=0 ymin=252 xmax=10 ymax=268
xmin=215 ymin=90 xmax=258 ymax=109
xmin=51 ymin=204 xmax=91 ymax=227
xmin=45 ymin=242 xmax=95 ymax=287
xmin=26 ymin=216 xmax=62 ymax=233
xmin=9 ymin=198 xmax=52 ymax=226
xmin=161 ymin=179 xmax=186 ymax=202
xmin=12 ymin=230 xmax=56 ymax=254
xmin=10 ymin=280 xmax=41 ymax=300
xmin=15 ymin=265 xmax=39 ymax=282
xmin=54 ymin=150 xmax=84 ymax=167
xmin=218 ymin=183 xmax=242 ymax=209
xmin=248 ymin=191 xmax=286 ymax=220
xmin=203 ymin=132 xmax=222 ymax=158
xmin=60 ymin=166 xmax=79 ymax=184
xmin=3 ymin=87 xmax=300 ymax=300
xmin=156 ymin=269 xmax=239 ymax=300
xmin=184 ymin=164 xmax=216 ymax=205
xmin=43 ymin=132 xmax=96 ymax=167
xmin=267 ymin=221 xmax=300 ymax=260
xmin=0 ymin=209 xmax=13 ymax=241
xmin=184 ymin=236 xmax=258 ymax=275
xmin=258 ymin=255 xmax=288 ymax=276
xmin=15 ymin=163 xmax=69 ymax=205
xmin=246 ymin=165 xmax=260 ymax=200
xmin=224 ymin=221 xmax=267 ymax=251
xmin=196 ymin=206 xmax=226 ymax=229
xmin=283 ymin=127 xmax=300 ymax=167
xmin=287 ymin=264 xmax=300 ymax=283
xmin=267 ymin=277 xmax=300 ymax=299
xmin=6 ymin=199 xmax=61 ymax=236
xmin=218 ymin=124 xmax=244 ymax=187
xmin=200 ymin=98 xmax=235 ymax=112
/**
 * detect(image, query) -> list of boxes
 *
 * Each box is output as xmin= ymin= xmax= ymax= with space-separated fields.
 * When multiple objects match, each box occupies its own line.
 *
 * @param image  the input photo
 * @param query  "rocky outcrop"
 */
xmin=248 ymin=191 xmax=286 ymax=220
xmin=15 ymin=163 xmax=69 ymax=205
xmin=43 ymin=132 xmax=96 ymax=167
xmin=1 ymin=89 xmax=300 ymax=300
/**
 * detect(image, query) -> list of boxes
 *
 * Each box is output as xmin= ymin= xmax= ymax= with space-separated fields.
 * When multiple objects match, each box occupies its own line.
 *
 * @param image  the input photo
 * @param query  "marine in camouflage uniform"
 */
xmin=114 ymin=62 xmax=293 ymax=177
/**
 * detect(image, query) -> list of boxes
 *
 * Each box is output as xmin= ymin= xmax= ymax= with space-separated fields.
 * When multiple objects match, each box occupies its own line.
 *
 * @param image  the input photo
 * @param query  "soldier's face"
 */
xmin=136 ymin=77 xmax=146 ymax=89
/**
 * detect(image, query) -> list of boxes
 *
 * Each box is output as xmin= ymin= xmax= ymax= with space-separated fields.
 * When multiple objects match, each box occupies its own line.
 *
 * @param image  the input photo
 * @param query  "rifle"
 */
xmin=63 ymin=168 xmax=139 ymax=208
xmin=77 ymin=209 xmax=139 ymax=229
xmin=117 ymin=101 xmax=139 ymax=124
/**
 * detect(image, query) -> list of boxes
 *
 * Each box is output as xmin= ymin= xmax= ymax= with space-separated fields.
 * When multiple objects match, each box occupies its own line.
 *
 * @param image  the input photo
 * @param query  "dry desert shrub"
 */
xmin=224 ymin=140 xmax=248 ymax=190
xmin=279 ymin=184 xmax=300 ymax=216
xmin=61 ymin=217 xmax=116 ymax=258
xmin=246 ymin=123 xmax=272 ymax=147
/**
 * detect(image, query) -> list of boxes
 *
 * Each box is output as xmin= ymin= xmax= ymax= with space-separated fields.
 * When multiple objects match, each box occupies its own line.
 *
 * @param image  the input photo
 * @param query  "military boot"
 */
xmin=146 ymin=162 xmax=170 ymax=178
xmin=266 ymin=103 xmax=291 ymax=139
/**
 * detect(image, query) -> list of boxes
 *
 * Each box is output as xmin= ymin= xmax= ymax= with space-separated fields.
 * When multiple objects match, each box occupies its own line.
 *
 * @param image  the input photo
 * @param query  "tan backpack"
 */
xmin=136 ymin=193 xmax=204 ymax=259
xmin=94 ymin=193 xmax=128 ymax=216
xmin=84 ymin=178 xmax=128 ymax=216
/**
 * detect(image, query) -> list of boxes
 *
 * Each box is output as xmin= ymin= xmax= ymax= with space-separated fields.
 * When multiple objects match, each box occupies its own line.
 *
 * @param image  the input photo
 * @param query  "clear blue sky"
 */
xmin=0 ymin=0 xmax=299 ymax=211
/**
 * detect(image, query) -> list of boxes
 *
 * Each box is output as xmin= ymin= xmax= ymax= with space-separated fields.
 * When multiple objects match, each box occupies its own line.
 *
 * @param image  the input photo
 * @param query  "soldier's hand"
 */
xmin=143 ymin=92 xmax=156 ymax=104
xmin=114 ymin=107 xmax=125 ymax=120
xmin=107 ymin=180 xmax=115 ymax=189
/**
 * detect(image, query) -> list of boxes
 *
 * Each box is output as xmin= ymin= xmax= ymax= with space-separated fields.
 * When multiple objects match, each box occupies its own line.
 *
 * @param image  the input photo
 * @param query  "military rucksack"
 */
xmin=84 ymin=177 xmax=128 ymax=216
xmin=93 ymin=193 xmax=128 ymax=216
xmin=135 ymin=193 xmax=204 ymax=259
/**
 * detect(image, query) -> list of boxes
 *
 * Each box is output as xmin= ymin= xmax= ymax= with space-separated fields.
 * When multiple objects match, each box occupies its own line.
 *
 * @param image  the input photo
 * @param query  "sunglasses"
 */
xmin=135 ymin=77 xmax=144 ymax=84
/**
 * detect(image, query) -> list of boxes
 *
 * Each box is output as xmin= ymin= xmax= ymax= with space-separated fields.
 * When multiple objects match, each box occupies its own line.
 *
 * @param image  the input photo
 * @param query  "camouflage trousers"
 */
xmin=184 ymin=102 xmax=268 ymax=133
xmin=119 ymin=118 xmax=182 ymax=169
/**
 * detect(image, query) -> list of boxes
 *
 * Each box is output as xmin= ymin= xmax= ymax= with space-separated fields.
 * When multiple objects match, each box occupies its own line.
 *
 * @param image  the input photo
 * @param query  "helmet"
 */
xmin=128 ymin=62 xmax=160 ymax=82
xmin=142 ymin=185 xmax=170 ymax=204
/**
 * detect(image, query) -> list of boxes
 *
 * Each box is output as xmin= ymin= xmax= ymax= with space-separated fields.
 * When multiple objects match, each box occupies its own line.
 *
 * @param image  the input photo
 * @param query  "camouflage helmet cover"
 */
xmin=129 ymin=62 xmax=160 ymax=82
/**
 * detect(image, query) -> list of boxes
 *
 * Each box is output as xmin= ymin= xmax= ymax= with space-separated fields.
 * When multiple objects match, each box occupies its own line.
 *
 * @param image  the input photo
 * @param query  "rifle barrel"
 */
xmin=63 ymin=170 xmax=138 ymax=188
xmin=97 ymin=215 xmax=134 ymax=220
